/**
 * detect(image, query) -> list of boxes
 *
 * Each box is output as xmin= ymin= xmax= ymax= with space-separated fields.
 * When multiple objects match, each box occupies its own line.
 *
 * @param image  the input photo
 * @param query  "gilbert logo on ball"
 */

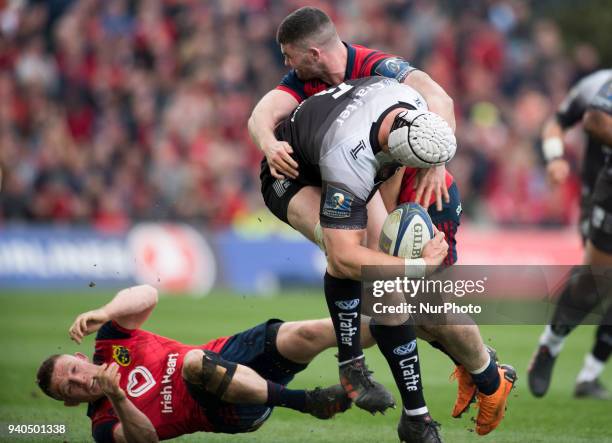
xmin=379 ymin=203 xmax=434 ymax=259
xmin=127 ymin=224 xmax=216 ymax=295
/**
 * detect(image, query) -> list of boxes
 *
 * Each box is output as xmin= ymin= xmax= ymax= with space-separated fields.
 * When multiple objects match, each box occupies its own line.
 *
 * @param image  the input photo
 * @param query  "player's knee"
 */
xmin=295 ymin=321 xmax=324 ymax=345
xmin=183 ymin=350 xmax=238 ymax=398
xmin=182 ymin=349 xmax=205 ymax=383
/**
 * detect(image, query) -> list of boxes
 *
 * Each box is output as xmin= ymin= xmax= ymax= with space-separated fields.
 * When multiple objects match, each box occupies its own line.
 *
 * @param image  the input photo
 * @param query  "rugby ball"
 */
xmin=379 ymin=203 xmax=434 ymax=258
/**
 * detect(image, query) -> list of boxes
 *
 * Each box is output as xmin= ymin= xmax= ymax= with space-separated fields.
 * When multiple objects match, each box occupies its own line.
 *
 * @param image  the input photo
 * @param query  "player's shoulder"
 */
xmin=347 ymin=42 xmax=415 ymax=81
xmin=278 ymin=70 xmax=328 ymax=101
xmin=571 ymin=70 xmax=612 ymax=100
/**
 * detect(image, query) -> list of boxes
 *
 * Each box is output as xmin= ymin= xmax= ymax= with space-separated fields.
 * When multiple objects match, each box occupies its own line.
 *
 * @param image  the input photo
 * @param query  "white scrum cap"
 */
xmin=387 ymin=110 xmax=456 ymax=168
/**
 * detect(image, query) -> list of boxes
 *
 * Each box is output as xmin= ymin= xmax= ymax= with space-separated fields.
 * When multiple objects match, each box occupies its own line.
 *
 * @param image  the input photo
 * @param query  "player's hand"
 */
xmin=421 ymin=231 xmax=448 ymax=268
xmin=69 ymin=309 xmax=110 ymax=344
xmin=414 ymin=165 xmax=449 ymax=211
xmin=264 ymin=140 xmax=299 ymax=179
xmin=95 ymin=363 xmax=126 ymax=402
xmin=546 ymin=158 xmax=570 ymax=187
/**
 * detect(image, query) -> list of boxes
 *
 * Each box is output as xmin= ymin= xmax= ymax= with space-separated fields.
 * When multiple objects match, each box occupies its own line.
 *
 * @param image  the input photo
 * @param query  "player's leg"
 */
xmin=365 ymin=197 xmax=442 ymax=440
xmin=262 ymin=167 xmax=395 ymax=413
xmin=426 ymin=181 xmax=513 ymax=431
xmin=274 ymin=317 xmax=376 ymax=364
xmin=575 ymin=303 xmax=612 ymax=399
xmin=182 ymin=349 xmax=341 ymax=420
xmin=529 ymin=170 xmax=612 ymax=397
xmin=182 ymin=349 xmax=267 ymax=404
xmin=575 ymin=242 xmax=612 ymax=399
xmin=286 ymin=185 xmax=322 ymax=242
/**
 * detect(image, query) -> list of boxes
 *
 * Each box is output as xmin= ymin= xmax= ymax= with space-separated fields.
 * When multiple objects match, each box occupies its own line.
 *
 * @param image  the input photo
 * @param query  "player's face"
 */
xmin=52 ymin=354 xmax=104 ymax=404
xmin=281 ymin=43 xmax=318 ymax=81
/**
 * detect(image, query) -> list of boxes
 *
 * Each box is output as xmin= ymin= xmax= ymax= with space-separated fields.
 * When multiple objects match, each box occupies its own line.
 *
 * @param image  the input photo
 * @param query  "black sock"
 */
xmin=428 ymin=340 xmax=461 ymax=366
xmin=370 ymin=319 xmax=427 ymax=416
xmin=470 ymin=356 xmax=500 ymax=395
xmin=265 ymin=381 xmax=306 ymax=412
xmin=324 ymin=272 xmax=363 ymax=364
xmin=550 ymin=266 xmax=603 ymax=336
xmin=592 ymin=307 xmax=612 ymax=363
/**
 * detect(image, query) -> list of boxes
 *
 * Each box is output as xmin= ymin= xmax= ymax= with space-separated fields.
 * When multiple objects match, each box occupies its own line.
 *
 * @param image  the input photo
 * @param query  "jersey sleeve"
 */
xmin=363 ymin=54 xmax=417 ymax=83
xmin=320 ymin=182 xmax=368 ymax=230
xmin=277 ymin=70 xmax=307 ymax=103
xmin=89 ymin=399 xmax=119 ymax=443
xmin=588 ymin=79 xmax=612 ymax=115
xmin=96 ymin=321 xmax=134 ymax=340
xmin=556 ymin=78 xmax=590 ymax=128
xmin=318 ymin=137 xmax=376 ymax=230
xmin=92 ymin=420 xmax=118 ymax=443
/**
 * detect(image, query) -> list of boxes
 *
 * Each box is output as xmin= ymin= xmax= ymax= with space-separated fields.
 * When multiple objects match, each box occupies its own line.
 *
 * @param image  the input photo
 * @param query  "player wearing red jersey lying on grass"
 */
xmin=249 ymin=7 xmax=513 ymax=439
xmin=36 ymin=285 xmax=381 ymax=442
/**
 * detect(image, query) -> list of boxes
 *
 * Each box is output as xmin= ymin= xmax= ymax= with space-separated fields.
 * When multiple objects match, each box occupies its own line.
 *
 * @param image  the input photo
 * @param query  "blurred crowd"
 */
xmin=0 ymin=0 xmax=603 ymax=230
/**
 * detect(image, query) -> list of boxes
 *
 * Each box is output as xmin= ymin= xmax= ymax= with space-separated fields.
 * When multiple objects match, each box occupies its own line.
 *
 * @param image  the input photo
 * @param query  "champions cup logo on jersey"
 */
xmin=393 ymin=340 xmax=417 ymax=356
xmin=322 ymin=185 xmax=354 ymax=219
xmin=112 ymin=345 xmax=131 ymax=366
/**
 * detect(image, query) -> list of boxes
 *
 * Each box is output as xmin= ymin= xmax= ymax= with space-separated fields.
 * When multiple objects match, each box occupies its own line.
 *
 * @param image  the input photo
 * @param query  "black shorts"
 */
xmin=186 ymin=319 xmax=308 ymax=434
xmin=260 ymin=158 xmax=320 ymax=225
xmin=588 ymin=168 xmax=612 ymax=253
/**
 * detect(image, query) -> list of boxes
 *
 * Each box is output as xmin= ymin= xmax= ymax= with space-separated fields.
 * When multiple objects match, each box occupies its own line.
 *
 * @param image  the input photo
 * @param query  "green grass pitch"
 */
xmin=0 ymin=289 xmax=610 ymax=442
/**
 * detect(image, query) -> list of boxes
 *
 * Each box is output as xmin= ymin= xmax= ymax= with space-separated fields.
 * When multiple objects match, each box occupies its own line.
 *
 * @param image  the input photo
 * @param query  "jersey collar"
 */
xmin=343 ymin=42 xmax=356 ymax=80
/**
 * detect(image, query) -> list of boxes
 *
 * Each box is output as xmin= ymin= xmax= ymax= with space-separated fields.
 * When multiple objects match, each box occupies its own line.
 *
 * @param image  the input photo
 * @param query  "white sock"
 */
xmin=404 ymin=406 xmax=429 ymax=417
xmin=539 ymin=325 xmax=565 ymax=356
xmin=470 ymin=354 xmax=491 ymax=375
xmin=576 ymin=353 xmax=605 ymax=383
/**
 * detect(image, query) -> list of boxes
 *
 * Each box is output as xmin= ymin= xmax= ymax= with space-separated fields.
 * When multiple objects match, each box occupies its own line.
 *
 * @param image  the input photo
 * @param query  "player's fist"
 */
xmin=546 ymin=158 xmax=570 ymax=186
xmin=95 ymin=363 xmax=125 ymax=402
xmin=69 ymin=309 xmax=110 ymax=344
xmin=422 ymin=231 xmax=448 ymax=269
xmin=264 ymin=140 xmax=299 ymax=179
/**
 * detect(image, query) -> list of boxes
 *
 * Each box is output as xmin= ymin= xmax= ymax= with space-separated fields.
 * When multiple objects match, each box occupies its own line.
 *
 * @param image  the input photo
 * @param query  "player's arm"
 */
xmin=403 ymin=71 xmax=455 ymax=211
xmin=583 ymin=109 xmax=612 ymax=145
xmin=94 ymin=363 xmax=159 ymax=443
xmin=323 ymin=227 xmax=447 ymax=280
xmin=69 ymin=285 xmax=158 ymax=343
xmin=403 ymin=70 xmax=455 ymax=132
xmin=541 ymin=116 xmax=570 ymax=186
xmin=378 ymin=167 xmax=405 ymax=212
xmin=248 ymin=89 xmax=300 ymax=179
xmin=583 ymin=78 xmax=612 ymax=145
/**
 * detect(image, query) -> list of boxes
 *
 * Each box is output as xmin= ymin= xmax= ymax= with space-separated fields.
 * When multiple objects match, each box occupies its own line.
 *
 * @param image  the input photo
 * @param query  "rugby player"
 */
xmin=36 ymin=285 xmax=382 ymax=442
xmin=529 ymin=69 xmax=612 ymax=400
xmin=259 ymin=73 xmax=516 ymax=442
xmin=250 ymin=7 xmax=515 ymax=441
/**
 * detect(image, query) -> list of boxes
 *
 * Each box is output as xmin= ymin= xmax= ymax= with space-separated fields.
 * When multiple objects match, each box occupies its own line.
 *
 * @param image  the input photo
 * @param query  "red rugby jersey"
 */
xmin=277 ymin=43 xmax=417 ymax=102
xmin=88 ymin=321 xmax=229 ymax=441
